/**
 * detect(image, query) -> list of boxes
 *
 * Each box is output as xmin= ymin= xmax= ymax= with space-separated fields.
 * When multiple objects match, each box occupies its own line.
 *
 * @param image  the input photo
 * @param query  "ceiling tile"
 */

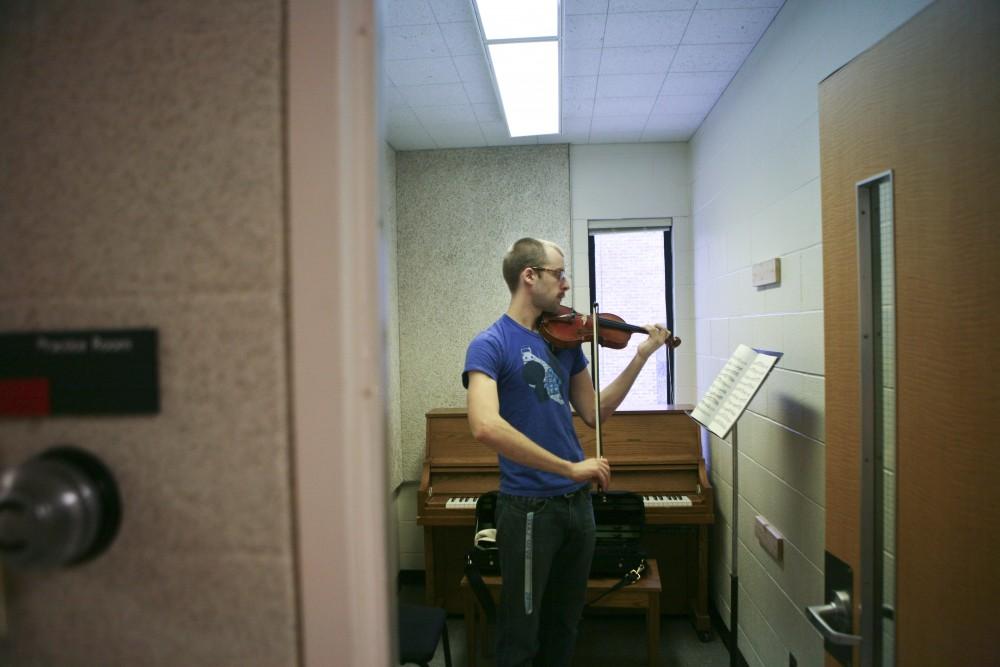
xmin=590 ymin=115 xmax=647 ymax=133
xmin=452 ymin=54 xmax=490 ymax=82
xmin=384 ymin=0 xmax=436 ymax=27
xmin=385 ymin=57 xmax=461 ymax=86
xmin=671 ymin=43 xmax=753 ymax=71
xmin=480 ymin=122 xmax=540 ymax=146
xmin=564 ymin=49 xmax=602 ymax=76
xmin=413 ymin=104 xmax=478 ymax=126
xmin=462 ymin=79 xmax=497 ymax=104
xmin=563 ymin=76 xmax=599 ymax=100
xmin=387 ymin=123 xmax=436 ymax=150
xmin=478 ymin=121 xmax=506 ymax=143
xmin=640 ymin=126 xmax=692 ymax=142
xmin=594 ymin=96 xmax=655 ymax=117
xmin=566 ymin=0 xmax=610 ymax=14
xmin=682 ymin=8 xmax=779 ymax=44
xmin=557 ymin=133 xmax=592 ymax=144
xmin=596 ymin=73 xmax=665 ymax=97
xmin=590 ymin=128 xmax=644 ymax=144
xmin=695 ymin=0 xmax=783 ymax=8
xmin=642 ymin=116 xmax=701 ymax=141
xmin=425 ymin=122 xmax=487 ymax=148
xmin=398 ymin=82 xmax=470 ymax=107
xmin=599 ymin=46 xmax=677 ymax=75
xmin=428 ymin=0 xmax=475 ymax=23
xmin=537 ymin=134 xmax=574 ymax=144
xmin=383 ymin=0 xmax=782 ymax=148
xmin=384 ymin=25 xmax=450 ymax=60
xmin=562 ymin=117 xmax=593 ymax=134
xmin=644 ymin=113 xmax=703 ymax=133
xmin=659 ymin=71 xmax=733 ymax=96
xmin=610 ymin=0 xmax=695 ymax=10
xmin=440 ymin=22 xmax=482 ymax=56
xmin=565 ymin=14 xmax=607 ymax=49
xmin=604 ymin=11 xmax=689 ymax=47
xmin=651 ymin=93 xmax=716 ymax=115
xmin=383 ymin=83 xmax=408 ymax=110
xmin=387 ymin=106 xmax=421 ymax=125
xmin=563 ymin=98 xmax=596 ymax=118
xmin=472 ymin=102 xmax=504 ymax=123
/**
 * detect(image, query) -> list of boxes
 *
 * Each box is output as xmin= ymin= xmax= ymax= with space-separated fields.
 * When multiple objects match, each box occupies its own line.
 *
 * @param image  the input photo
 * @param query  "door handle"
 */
xmin=0 ymin=446 xmax=121 ymax=569
xmin=805 ymin=590 xmax=862 ymax=646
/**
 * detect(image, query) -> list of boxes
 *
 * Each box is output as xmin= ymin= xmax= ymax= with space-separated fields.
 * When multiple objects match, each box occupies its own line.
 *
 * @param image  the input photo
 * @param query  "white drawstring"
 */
xmin=524 ymin=511 xmax=534 ymax=615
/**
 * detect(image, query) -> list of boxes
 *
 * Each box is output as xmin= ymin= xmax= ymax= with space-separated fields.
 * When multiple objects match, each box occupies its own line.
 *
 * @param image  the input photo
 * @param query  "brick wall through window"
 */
xmin=591 ymin=229 xmax=672 ymax=411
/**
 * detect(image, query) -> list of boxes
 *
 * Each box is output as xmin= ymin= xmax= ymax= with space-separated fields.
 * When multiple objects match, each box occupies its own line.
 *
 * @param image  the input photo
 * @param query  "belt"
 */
xmin=501 ymin=486 xmax=588 ymax=501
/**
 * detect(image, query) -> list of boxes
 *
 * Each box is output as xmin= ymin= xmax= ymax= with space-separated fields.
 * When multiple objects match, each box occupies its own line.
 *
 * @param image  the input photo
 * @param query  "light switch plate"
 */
xmin=755 ymin=514 xmax=784 ymax=561
xmin=752 ymin=258 xmax=781 ymax=287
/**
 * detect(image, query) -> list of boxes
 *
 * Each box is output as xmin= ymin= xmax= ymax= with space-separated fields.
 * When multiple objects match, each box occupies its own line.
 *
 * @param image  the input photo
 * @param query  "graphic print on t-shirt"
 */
xmin=520 ymin=346 xmax=564 ymax=405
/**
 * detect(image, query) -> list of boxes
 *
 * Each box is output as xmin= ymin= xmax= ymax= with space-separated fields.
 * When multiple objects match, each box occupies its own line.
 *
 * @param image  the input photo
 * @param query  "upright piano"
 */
xmin=417 ymin=406 xmax=715 ymax=639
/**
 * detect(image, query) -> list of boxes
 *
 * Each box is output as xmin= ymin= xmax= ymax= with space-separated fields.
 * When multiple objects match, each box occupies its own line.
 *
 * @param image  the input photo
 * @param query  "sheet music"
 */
xmin=690 ymin=344 xmax=781 ymax=438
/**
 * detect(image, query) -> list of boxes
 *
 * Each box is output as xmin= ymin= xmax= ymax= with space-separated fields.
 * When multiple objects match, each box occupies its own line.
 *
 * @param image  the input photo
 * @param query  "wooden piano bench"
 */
xmin=460 ymin=558 xmax=662 ymax=667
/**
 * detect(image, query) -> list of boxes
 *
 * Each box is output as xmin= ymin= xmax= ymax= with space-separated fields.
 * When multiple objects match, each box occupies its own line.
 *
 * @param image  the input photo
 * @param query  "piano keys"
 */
xmin=444 ymin=497 xmax=479 ymax=509
xmin=441 ymin=493 xmax=691 ymax=509
xmin=642 ymin=494 xmax=693 ymax=508
xmin=417 ymin=406 xmax=715 ymax=640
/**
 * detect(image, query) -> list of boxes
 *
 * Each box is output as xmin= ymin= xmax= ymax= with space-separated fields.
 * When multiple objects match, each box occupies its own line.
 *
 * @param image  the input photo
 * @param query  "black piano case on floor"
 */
xmin=466 ymin=490 xmax=646 ymax=577
xmin=590 ymin=490 xmax=647 ymax=577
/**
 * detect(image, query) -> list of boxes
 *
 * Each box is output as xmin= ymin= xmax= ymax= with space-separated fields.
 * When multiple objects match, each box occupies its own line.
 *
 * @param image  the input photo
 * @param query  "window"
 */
xmin=588 ymin=223 xmax=675 ymax=410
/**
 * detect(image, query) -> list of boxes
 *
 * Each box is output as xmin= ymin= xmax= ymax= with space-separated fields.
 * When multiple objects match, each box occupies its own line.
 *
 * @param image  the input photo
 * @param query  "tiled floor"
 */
xmin=398 ymin=582 xmax=731 ymax=667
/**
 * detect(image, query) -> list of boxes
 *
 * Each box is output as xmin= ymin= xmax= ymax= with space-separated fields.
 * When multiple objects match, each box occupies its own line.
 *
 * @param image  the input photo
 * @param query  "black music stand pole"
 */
xmin=729 ymin=419 xmax=739 ymax=667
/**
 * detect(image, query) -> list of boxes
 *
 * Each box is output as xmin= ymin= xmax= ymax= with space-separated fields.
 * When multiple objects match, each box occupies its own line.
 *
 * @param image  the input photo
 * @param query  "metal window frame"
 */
xmin=856 ymin=169 xmax=895 ymax=667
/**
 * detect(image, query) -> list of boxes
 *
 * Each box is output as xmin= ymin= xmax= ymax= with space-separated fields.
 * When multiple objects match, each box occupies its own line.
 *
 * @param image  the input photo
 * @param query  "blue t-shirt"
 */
xmin=463 ymin=314 xmax=589 ymax=496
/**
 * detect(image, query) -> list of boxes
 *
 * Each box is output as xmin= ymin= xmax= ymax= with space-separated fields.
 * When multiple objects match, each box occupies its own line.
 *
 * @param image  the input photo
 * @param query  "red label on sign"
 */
xmin=0 ymin=378 xmax=51 ymax=416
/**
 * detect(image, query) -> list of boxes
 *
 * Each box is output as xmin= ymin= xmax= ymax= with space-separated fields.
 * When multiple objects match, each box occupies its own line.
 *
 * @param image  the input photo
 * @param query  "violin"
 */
xmin=538 ymin=305 xmax=682 ymax=350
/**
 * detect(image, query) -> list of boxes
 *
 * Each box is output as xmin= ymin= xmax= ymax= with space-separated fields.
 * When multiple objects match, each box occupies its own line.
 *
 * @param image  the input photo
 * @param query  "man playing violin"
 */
xmin=462 ymin=237 xmax=671 ymax=667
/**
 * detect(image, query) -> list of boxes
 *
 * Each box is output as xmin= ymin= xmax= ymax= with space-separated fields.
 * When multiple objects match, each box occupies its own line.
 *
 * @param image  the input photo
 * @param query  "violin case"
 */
xmin=589 ymin=490 xmax=647 ymax=577
xmin=468 ymin=492 xmax=501 ymax=574
xmin=465 ymin=490 xmax=646 ymax=577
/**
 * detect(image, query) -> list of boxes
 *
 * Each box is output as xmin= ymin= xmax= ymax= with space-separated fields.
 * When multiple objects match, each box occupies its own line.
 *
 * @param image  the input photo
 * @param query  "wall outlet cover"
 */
xmin=755 ymin=514 xmax=784 ymax=561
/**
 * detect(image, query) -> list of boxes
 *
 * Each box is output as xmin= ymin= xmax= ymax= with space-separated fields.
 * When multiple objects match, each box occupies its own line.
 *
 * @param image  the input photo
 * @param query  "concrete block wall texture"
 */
xmin=0 ymin=2 xmax=298 ymax=665
xmin=394 ymin=145 xmax=573 ymax=484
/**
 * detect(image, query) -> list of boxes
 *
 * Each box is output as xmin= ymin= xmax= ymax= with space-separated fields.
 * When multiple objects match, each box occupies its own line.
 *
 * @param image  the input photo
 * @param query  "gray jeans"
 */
xmin=495 ymin=487 xmax=596 ymax=667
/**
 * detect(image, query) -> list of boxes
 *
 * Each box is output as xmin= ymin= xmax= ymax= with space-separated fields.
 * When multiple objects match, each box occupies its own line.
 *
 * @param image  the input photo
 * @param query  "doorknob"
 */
xmin=806 ymin=589 xmax=862 ymax=646
xmin=0 ymin=446 xmax=121 ymax=569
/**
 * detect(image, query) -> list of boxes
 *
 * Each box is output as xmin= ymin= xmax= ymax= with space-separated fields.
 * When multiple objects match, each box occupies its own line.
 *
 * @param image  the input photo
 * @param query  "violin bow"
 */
xmin=591 ymin=302 xmax=606 ymax=498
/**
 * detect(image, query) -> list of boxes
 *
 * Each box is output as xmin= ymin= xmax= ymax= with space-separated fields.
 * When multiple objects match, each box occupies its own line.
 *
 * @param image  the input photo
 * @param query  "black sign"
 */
xmin=0 ymin=329 xmax=159 ymax=416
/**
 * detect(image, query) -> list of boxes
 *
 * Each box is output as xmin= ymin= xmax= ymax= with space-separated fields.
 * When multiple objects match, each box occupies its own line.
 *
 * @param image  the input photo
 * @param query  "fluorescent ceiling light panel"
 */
xmin=489 ymin=41 xmax=559 ymax=137
xmin=475 ymin=0 xmax=558 ymax=40
xmin=473 ymin=0 xmax=562 ymax=137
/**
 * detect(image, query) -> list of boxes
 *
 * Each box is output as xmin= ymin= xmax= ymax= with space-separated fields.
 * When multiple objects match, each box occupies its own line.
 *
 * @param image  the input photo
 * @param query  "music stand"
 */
xmin=688 ymin=345 xmax=781 ymax=667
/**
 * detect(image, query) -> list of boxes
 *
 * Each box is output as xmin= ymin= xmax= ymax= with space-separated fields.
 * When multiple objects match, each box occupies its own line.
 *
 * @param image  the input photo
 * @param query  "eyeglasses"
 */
xmin=531 ymin=266 xmax=569 ymax=282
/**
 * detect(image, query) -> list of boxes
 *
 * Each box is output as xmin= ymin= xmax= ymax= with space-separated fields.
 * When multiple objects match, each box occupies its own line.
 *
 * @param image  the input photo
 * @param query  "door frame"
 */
xmin=287 ymin=1 xmax=392 ymax=665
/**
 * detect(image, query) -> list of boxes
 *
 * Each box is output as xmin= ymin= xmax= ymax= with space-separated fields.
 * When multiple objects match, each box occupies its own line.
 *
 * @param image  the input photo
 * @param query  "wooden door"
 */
xmin=819 ymin=1 xmax=1000 ymax=665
